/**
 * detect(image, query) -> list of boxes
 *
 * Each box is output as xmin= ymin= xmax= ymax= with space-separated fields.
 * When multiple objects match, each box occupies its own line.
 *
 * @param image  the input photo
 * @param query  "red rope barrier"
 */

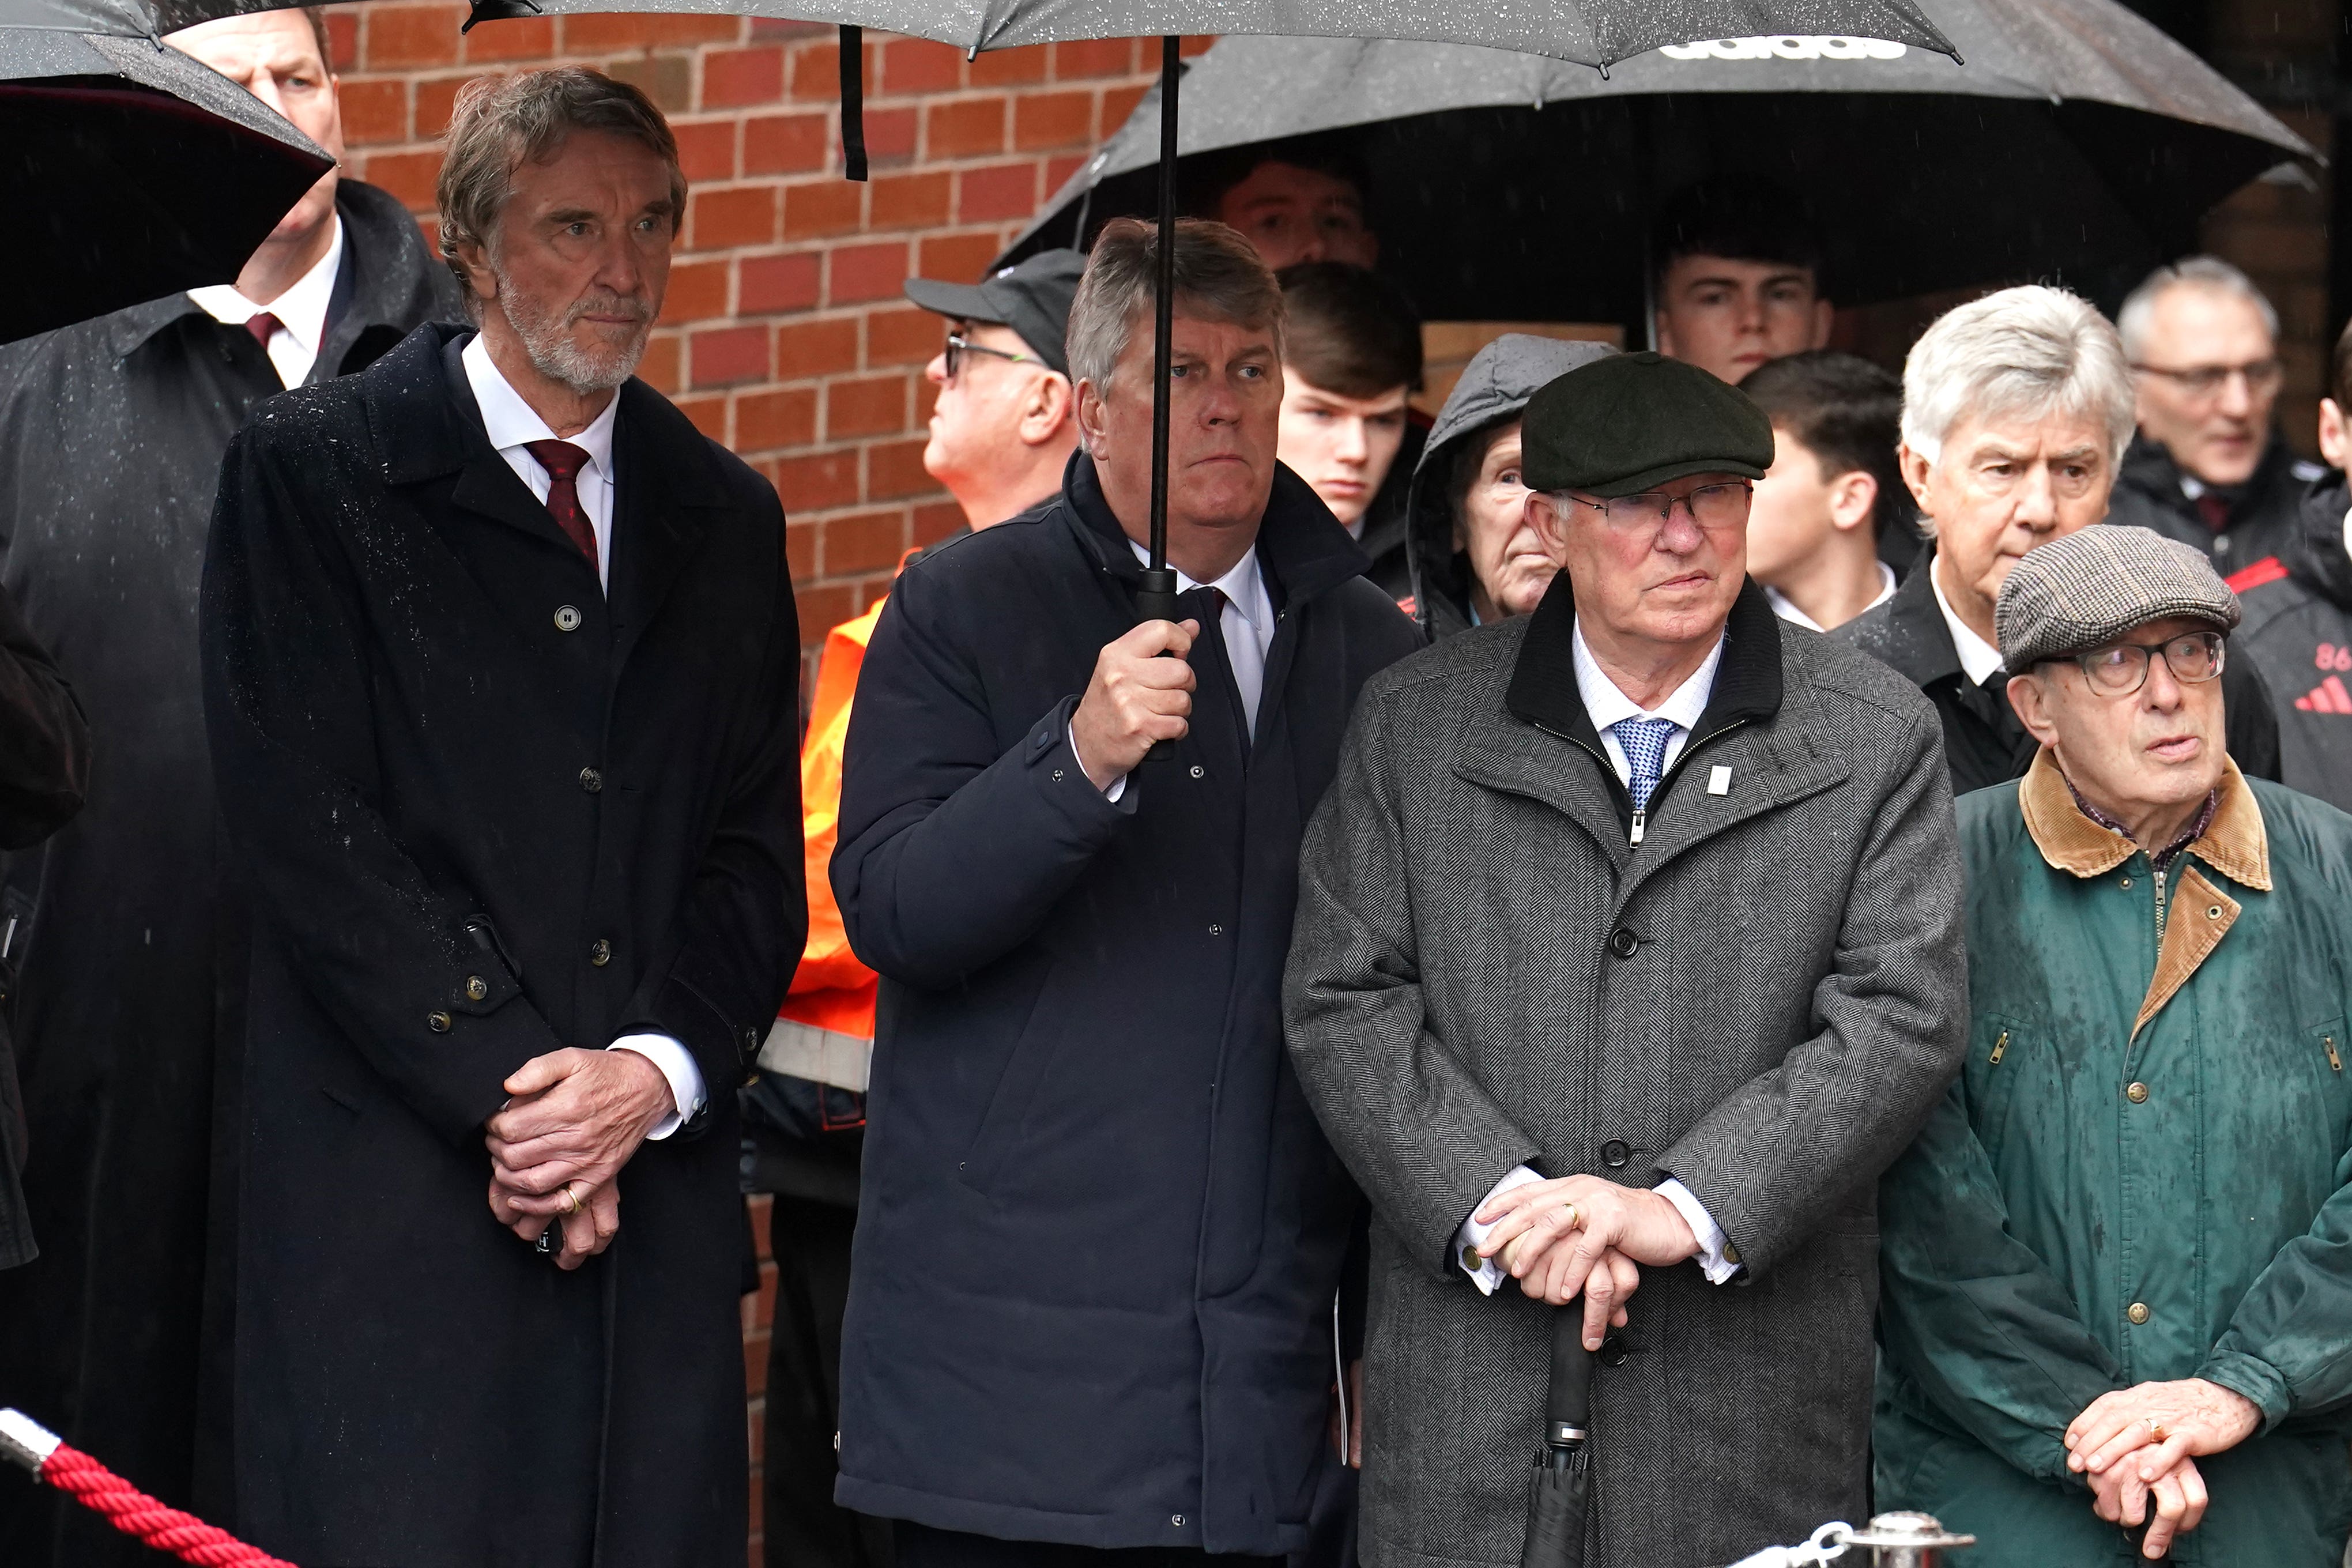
xmin=2 ymin=1409 xmax=297 ymax=1567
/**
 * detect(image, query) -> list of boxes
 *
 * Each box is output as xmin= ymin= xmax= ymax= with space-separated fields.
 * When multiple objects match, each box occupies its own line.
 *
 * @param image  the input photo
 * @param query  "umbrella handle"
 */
xmin=1544 ymin=1306 xmax=1594 ymax=1450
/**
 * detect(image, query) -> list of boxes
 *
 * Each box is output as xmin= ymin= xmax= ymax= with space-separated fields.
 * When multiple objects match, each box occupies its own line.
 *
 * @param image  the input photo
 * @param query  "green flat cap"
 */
xmin=1521 ymin=350 xmax=1776 ymax=498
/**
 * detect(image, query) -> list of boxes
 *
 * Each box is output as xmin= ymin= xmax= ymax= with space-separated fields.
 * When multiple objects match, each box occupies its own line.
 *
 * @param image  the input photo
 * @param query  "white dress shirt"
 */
xmin=1079 ymin=543 xmax=1276 ymax=801
xmin=1928 ymin=554 xmax=2007 ymax=686
xmin=189 ymin=215 xmax=345 ymax=390
xmin=1455 ymin=619 xmax=1739 ymax=1295
xmin=461 ymin=335 xmax=700 ymax=1139
xmin=1763 ymin=561 xmax=1897 ymax=634
xmin=462 ymin=333 xmax=621 ymax=591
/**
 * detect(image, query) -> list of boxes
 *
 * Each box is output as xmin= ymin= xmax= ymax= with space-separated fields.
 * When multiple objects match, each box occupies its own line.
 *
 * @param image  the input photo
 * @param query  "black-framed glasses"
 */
xmin=1563 ymin=480 xmax=1754 ymax=532
xmin=2049 ymin=631 xmax=2226 ymax=695
xmin=944 ymin=332 xmax=1039 ymax=380
xmin=2129 ymin=359 xmax=2284 ymax=401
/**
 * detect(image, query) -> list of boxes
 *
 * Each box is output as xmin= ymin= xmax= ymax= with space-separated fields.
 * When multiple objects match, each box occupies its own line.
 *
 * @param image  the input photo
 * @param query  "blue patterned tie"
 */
xmin=1614 ymin=717 xmax=1679 ymax=811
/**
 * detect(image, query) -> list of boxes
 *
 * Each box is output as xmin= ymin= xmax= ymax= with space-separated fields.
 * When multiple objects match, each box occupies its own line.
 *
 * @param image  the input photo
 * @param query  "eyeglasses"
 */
xmin=2130 ymin=359 xmax=2284 ymax=401
xmin=2048 ymin=630 xmax=2226 ymax=695
xmin=1562 ymin=480 xmax=1754 ymax=532
xmin=944 ymin=332 xmax=1040 ymax=380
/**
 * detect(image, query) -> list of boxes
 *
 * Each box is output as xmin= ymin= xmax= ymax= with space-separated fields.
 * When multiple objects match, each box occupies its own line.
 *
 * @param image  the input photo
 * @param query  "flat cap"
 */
xmin=1995 ymin=525 xmax=2241 ymax=671
xmin=1520 ymin=350 xmax=1775 ymax=498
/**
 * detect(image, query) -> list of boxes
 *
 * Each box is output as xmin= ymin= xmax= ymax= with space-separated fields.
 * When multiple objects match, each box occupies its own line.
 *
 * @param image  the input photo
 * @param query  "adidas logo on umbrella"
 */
xmin=2296 ymin=674 xmax=2352 ymax=714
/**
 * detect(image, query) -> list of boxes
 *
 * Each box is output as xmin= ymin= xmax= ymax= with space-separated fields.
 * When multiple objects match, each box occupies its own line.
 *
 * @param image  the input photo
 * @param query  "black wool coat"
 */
xmin=2105 ymin=431 xmax=2324 ymax=573
xmin=1835 ymin=545 xmax=2281 ymax=796
xmin=0 ymin=179 xmax=458 ymax=1567
xmin=831 ymin=453 xmax=1422 ymax=1555
xmin=199 ymin=323 xmax=804 ymax=1568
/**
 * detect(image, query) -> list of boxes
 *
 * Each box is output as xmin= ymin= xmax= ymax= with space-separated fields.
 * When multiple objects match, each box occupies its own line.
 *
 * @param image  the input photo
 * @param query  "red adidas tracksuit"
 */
xmin=2231 ymin=463 xmax=2352 ymax=813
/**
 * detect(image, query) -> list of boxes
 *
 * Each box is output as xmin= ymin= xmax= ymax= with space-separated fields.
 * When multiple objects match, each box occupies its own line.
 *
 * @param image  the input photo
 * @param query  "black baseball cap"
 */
xmin=903 ymin=249 xmax=1085 ymax=378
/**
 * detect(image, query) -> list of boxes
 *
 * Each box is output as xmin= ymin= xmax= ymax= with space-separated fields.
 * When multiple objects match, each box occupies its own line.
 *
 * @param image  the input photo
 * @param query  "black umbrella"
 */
xmin=1519 ymin=1310 xmax=1595 ymax=1568
xmin=1001 ymin=3 xmax=2313 ymax=332
xmin=126 ymin=0 xmax=1960 ymax=605
xmin=1 ymin=0 xmax=333 ymax=343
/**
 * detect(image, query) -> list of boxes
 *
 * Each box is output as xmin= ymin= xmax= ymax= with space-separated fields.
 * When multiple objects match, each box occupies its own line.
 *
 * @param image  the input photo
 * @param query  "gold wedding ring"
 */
xmin=1562 ymin=1203 xmax=1580 ymax=1230
xmin=2149 ymin=1422 xmax=2169 ymax=1443
xmin=557 ymin=1182 xmax=581 ymax=1216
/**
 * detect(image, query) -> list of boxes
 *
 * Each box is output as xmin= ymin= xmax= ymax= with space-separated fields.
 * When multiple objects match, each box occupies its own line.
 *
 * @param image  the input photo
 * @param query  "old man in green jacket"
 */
xmin=1877 ymin=523 xmax=2352 ymax=1565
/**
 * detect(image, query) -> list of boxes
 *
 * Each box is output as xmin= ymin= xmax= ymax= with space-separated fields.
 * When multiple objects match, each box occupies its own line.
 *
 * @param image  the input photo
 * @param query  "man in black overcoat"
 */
xmin=199 ymin=68 xmax=801 ymax=1566
xmin=0 ymin=12 xmax=458 ymax=1562
xmin=831 ymin=217 xmax=1422 ymax=1566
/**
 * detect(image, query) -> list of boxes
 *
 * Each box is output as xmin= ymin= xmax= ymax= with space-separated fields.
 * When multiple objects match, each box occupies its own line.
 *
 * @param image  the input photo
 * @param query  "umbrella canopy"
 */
xmin=1000 ymin=3 xmax=2314 ymax=322
xmin=1 ymin=0 xmax=333 ymax=342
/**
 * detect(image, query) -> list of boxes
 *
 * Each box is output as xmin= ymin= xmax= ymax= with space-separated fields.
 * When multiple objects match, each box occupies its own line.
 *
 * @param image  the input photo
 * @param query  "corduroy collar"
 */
xmin=2019 ymin=748 xmax=2271 ymax=892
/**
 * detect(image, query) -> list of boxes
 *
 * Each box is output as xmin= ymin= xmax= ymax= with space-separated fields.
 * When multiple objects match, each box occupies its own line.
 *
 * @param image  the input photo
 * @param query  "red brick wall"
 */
xmin=316 ymin=13 xmax=1191 ymax=1556
xmin=322 ymin=5 xmax=1193 ymax=657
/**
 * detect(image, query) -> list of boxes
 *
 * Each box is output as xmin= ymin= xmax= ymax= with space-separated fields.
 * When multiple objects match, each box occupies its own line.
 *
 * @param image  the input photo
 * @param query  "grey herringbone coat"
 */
xmin=1284 ymin=582 xmax=1967 ymax=1568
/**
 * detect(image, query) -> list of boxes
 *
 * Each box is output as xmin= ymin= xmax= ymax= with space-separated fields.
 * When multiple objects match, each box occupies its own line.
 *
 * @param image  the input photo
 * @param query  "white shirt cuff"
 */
xmin=1657 ymin=1177 xmax=1739 ymax=1284
xmin=1455 ymin=1164 xmax=1544 ymax=1295
xmin=1065 ymin=725 xmax=1126 ymax=802
xmin=610 ymin=1033 xmax=704 ymax=1141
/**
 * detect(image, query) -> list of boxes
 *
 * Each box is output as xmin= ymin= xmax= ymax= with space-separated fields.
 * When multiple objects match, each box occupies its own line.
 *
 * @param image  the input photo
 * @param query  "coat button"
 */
xmin=1597 ymin=1333 xmax=1628 ymax=1367
xmin=2125 ymin=1080 xmax=2149 ymax=1103
xmin=1190 ymin=764 xmax=1205 ymax=778
xmin=2120 ymin=876 xmax=2133 ymax=889
xmin=1600 ymin=1139 xmax=1630 ymax=1169
xmin=427 ymin=1011 xmax=453 ymax=1033
xmin=2126 ymin=1301 xmax=2151 ymax=1325
xmin=579 ymin=767 xmax=603 ymax=793
xmin=553 ymin=605 xmax=582 ymax=632
xmin=1608 ymin=928 xmax=1638 ymax=959
xmin=464 ymin=974 xmax=488 ymax=1001
xmin=1208 ymin=923 xmax=1223 ymax=936
xmin=590 ymin=938 xmax=612 ymax=967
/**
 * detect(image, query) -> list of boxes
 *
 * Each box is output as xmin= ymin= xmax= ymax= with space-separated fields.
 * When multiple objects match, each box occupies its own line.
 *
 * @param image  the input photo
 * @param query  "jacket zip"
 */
xmin=2327 ymin=1033 xmax=2343 ymax=1073
xmin=1535 ymin=718 xmax=1751 ymax=848
xmin=2152 ymin=863 xmax=2170 ymax=944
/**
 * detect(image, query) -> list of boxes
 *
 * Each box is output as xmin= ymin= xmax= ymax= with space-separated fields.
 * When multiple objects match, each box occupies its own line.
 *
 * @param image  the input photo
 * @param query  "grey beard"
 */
xmin=492 ymin=262 xmax=651 ymax=394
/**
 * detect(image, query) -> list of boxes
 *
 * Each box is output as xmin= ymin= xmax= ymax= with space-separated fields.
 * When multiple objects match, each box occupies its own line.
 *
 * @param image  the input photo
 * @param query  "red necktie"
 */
xmin=523 ymin=439 xmax=600 ymax=568
xmin=244 ymin=311 xmax=282 ymax=350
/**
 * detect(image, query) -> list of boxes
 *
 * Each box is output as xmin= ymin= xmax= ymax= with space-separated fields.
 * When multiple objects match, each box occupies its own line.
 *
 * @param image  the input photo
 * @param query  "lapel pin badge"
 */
xmin=1708 ymin=764 xmax=1732 ymax=796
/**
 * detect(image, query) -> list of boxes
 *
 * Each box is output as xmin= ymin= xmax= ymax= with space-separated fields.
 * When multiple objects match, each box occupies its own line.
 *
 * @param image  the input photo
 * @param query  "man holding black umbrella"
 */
xmin=0 ymin=8 xmax=457 ymax=1563
xmin=1285 ymin=352 xmax=1967 ymax=1568
xmin=832 ymin=216 xmax=1420 ymax=1565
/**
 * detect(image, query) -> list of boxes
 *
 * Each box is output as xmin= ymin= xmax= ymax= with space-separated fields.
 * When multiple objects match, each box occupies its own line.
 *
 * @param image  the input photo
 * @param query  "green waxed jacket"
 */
xmin=1876 ymin=753 xmax=2352 ymax=1566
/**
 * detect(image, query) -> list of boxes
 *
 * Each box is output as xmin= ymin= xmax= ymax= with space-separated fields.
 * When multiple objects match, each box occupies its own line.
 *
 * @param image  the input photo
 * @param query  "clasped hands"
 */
xmin=1472 ymin=1175 xmax=1701 ymax=1350
xmin=2064 ymin=1378 xmax=2260 ymax=1559
xmin=483 ymin=1047 xmax=674 ymax=1270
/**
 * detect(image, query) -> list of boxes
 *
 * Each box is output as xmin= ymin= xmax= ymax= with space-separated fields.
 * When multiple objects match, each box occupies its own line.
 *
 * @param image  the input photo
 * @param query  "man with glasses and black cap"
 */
xmin=1876 ymin=524 xmax=2352 ymax=1566
xmin=1285 ymin=350 xmax=1967 ymax=1568
xmin=744 ymin=247 xmax=1085 ymax=1568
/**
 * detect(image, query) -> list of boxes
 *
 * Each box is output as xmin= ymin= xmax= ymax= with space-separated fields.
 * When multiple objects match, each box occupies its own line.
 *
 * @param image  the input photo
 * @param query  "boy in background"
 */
xmin=1742 ymin=350 xmax=1921 ymax=631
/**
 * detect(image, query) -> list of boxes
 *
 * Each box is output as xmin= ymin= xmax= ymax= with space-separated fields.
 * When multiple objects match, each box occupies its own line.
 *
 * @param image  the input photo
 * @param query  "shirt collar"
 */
xmin=187 ymin=214 xmax=344 ymax=354
xmin=1126 ymin=539 xmax=1271 ymax=634
xmin=1763 ymin=561 xmax=1897 ymax=634
xmin=461 ymin=330 xmax=619 ymax=476
xmin=1928 ymin=554 xmax=2007 ymax=687
xmin=1569 ymin=619 xmax=1723 ymax=736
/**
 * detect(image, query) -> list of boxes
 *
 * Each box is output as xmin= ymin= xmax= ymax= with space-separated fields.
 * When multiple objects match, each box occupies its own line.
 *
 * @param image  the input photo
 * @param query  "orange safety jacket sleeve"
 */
xmin=780 ymin=601 xmax=883 ymax=1042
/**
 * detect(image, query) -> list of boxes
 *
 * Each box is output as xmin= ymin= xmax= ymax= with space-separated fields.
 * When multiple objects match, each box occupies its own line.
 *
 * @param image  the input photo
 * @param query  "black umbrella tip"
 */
xmin=462 ymin=0 xmax=541 ymax=35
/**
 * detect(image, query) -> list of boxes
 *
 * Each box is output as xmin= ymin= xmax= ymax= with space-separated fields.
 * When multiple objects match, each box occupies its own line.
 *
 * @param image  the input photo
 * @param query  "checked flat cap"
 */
xmin=1995 ymin=525 xmax=2241 ymax=671
xmin=1520 ymin=350 xmax=1775 ymax=498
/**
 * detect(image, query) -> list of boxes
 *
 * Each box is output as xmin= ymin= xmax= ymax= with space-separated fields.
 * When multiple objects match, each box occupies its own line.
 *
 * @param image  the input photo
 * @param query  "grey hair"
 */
xmin=436 ymin=67 xmax=686 ymax=318
xmin=2116 ymin=255 xmax=2279 ymax=360
xmin=1900 ymin=284 xmax=2135 ymax=473
xmin=1067 ymin=217 xmax=1284 ymax=395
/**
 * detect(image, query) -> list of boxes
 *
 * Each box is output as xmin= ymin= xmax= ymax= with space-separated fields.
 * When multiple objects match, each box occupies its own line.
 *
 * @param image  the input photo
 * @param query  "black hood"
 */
xmin=1404 ymin=333 xmax=1615 ymax=639
xmin=2286 ymin=464 xmax=2352 ymax=609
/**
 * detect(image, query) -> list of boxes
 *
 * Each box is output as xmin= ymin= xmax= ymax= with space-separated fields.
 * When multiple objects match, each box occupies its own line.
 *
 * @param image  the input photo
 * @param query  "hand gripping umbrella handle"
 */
xmin=1518 ymin=1312 xmax=1595 ymax=1568
xmin=1 ymin=1408 xmax=300 ymax=1567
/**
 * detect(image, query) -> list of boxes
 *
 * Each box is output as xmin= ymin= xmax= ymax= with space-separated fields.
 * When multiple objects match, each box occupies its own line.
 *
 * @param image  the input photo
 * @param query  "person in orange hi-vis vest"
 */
xmin=745 ymin=247 xmax=1083 ymax=1568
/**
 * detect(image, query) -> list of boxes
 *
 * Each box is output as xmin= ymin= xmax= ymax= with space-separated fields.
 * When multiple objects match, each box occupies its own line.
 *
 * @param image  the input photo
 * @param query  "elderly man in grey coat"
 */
xmin=1284 ymin=351 xmax=1970 ymax=1568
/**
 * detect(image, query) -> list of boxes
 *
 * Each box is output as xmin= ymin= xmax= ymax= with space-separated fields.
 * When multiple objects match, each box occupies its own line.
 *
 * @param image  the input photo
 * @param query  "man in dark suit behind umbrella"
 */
xmin=0 ymin=10 xmax=458 ymax=1562
xmin=831 ymin=216 xmax=1421 ymax=1566
xmin=198 ymin=67 xmax=802 ymax=1566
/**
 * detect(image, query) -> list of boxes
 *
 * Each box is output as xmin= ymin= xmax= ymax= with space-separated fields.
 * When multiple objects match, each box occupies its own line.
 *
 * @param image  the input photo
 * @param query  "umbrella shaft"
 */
xmin=1147 ymin=34 xmax=1178 ymax=575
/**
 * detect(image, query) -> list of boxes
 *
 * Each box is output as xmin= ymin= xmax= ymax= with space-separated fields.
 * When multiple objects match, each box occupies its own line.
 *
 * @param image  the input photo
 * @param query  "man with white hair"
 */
xmin=199 ymin=67 xmax=804 ymax=1564
xmin=1836 ymin=285 xmax=2281 ymax=794
xmin=2106 ymin=257 xmax=2323 ymax=570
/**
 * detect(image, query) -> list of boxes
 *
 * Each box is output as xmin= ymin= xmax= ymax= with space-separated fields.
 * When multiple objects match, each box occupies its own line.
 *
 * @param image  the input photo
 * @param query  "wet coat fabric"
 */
xmin=1876 ymin=754 xmax=2352 ymax=1566
xmin=0 ymin=179 xmax=457 ymax=1567
xmin=1402 ymin=334 xmax=1615 ymax=640
xmin=2105 ymin=431 xmax=2323 ymax=574
xmin=1834 ymin=545 xmax=2282 ymax=795
xmin=1283 ymin=582 xmax=1969 ymax=1568
xmin=0 ymin=582 xmax=88 ymax=1271
xmin=830 ymin=453 xmax=1421 ymax=1556
xmin=2227 ymin=465 xmax=2352 ymax=814
xmin=200 ymin=323 xmax=804 ymax=1567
